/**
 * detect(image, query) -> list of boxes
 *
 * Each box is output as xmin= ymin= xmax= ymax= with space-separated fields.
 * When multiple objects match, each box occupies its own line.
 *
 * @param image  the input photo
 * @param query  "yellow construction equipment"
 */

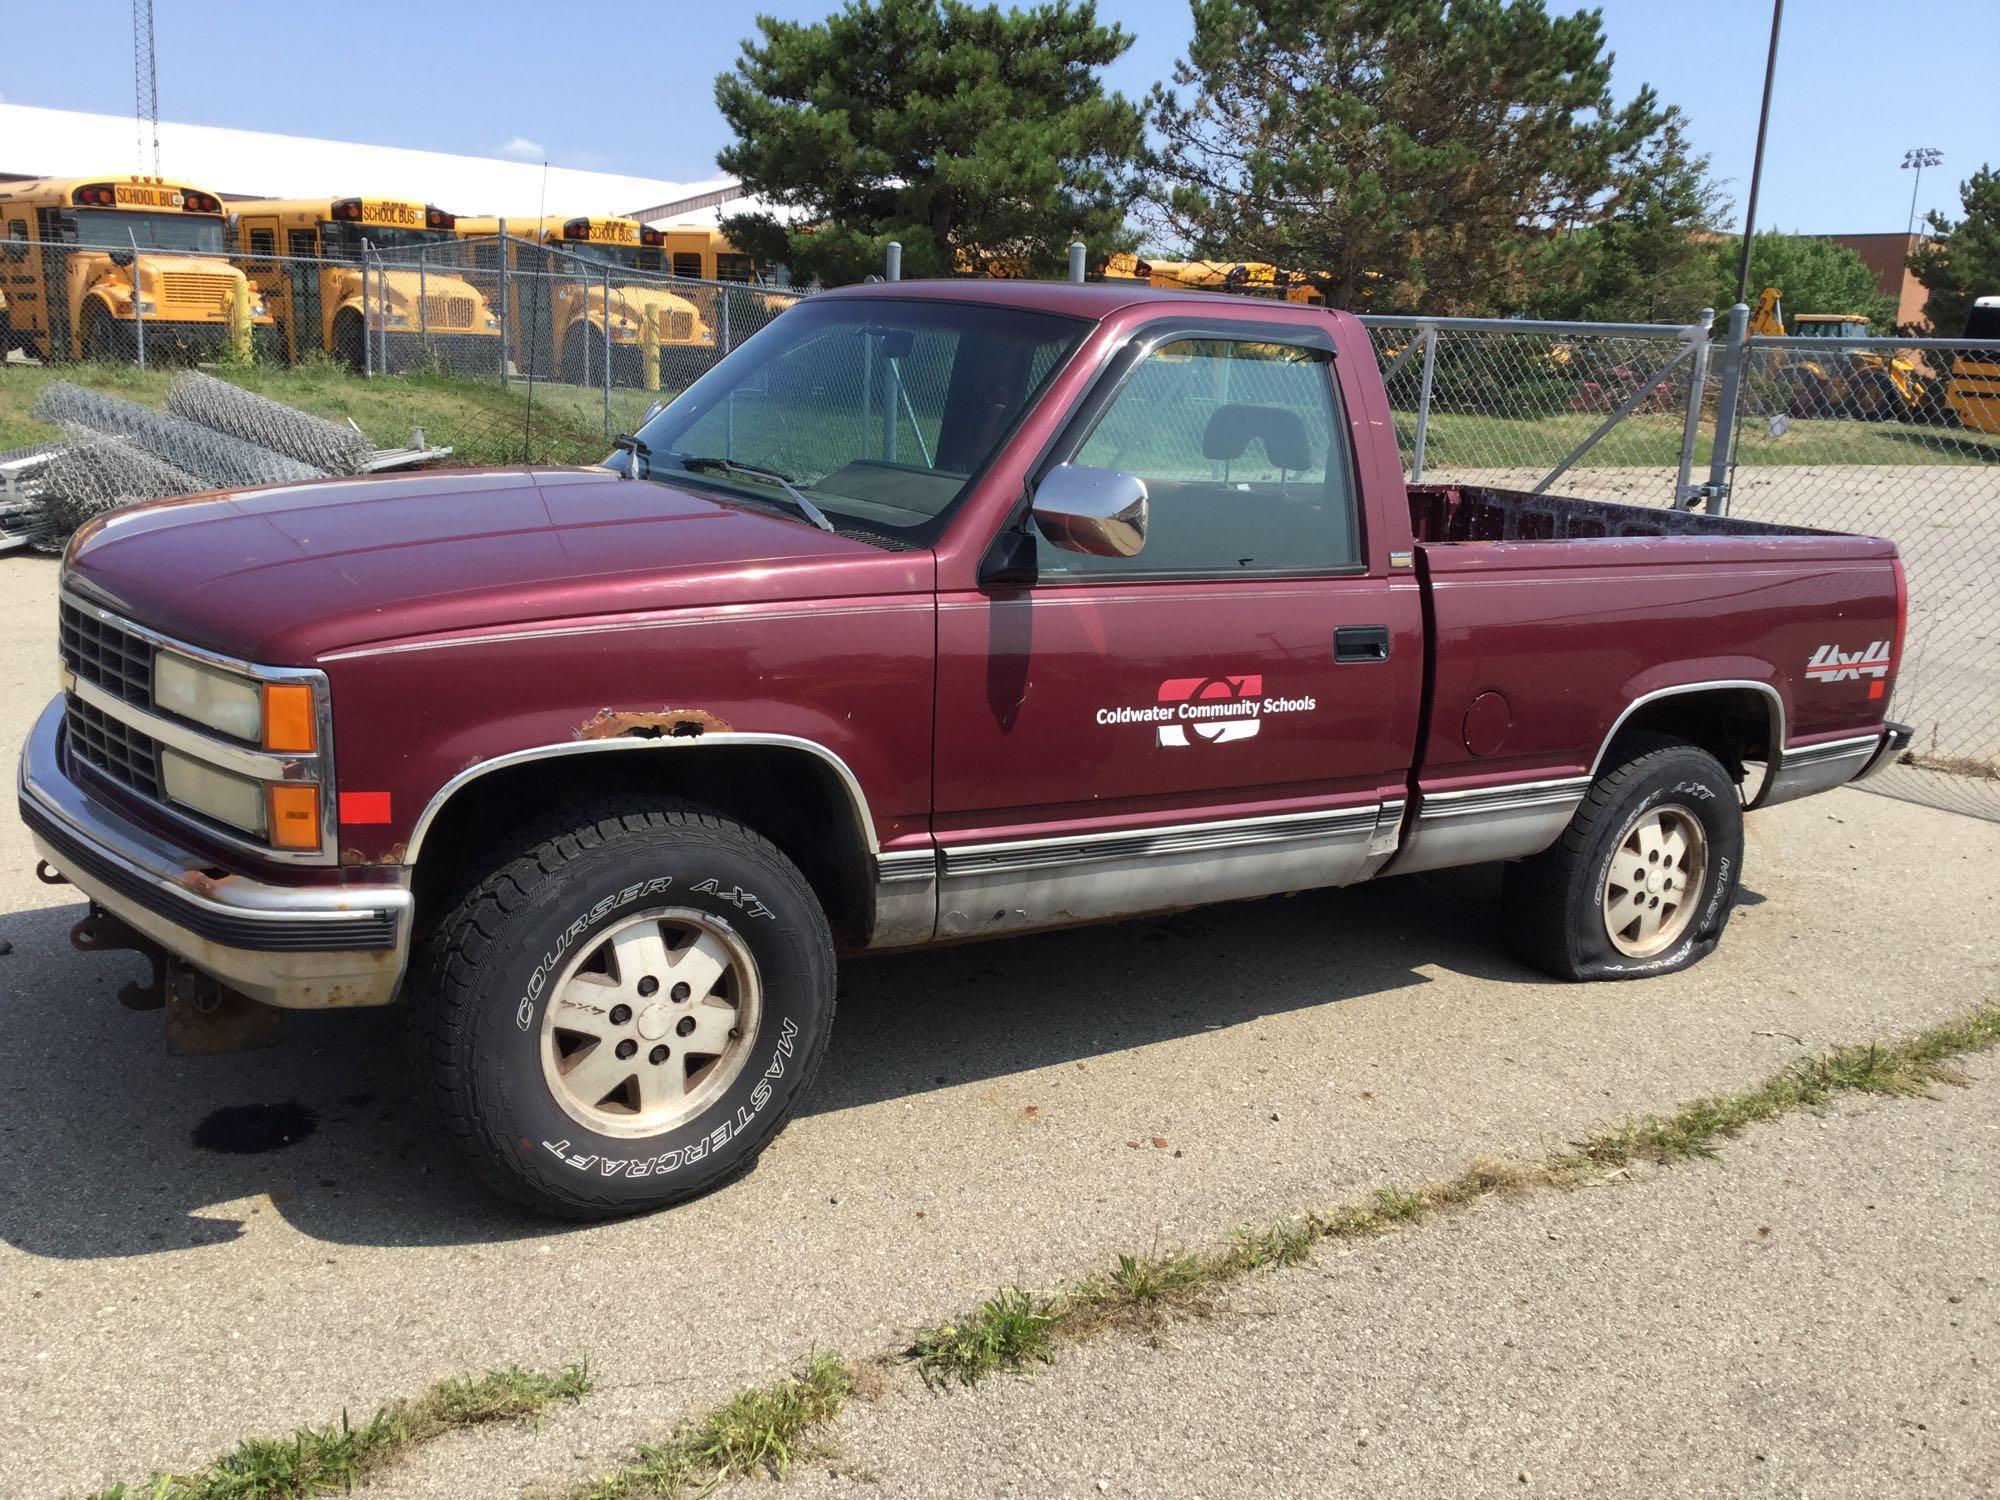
xmin=1099 ymin=252 xmax=1326 ymax=303
xmin=1745 ymin=287 xmax=1937 ymax=421
xmin=0 ymin=175 xmax=272 ymax=362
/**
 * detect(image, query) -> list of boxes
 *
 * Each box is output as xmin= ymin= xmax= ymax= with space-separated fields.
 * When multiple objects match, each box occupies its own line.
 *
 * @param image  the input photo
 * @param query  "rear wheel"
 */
xmin=416 ymin=799 xmax=836 ymax=1218
xmin=1502 ymin=734 xmax=1743 ymax=980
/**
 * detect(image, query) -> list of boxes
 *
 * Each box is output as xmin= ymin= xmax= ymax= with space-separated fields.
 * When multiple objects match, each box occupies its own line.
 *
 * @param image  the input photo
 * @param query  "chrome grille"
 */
xmin=667 ymin=310 xmax=694 ymax=340
xmin=59 ymin=601 xmax=153 ymax=706
xmin=65 ymin=693 xmax=161 ymax=800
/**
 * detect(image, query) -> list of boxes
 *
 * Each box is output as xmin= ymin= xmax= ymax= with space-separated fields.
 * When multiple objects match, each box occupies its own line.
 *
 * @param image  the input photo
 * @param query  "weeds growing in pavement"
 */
xmin=86 ymin=1363 xmax=590 ymax=1500
xmin=572 ymin=1353 xmax=853 ymax=1499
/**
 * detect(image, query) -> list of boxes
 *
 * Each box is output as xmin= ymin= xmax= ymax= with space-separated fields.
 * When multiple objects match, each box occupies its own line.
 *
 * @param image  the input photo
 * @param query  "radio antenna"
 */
xmin=133 ymin=0 xmax=160 ymax=173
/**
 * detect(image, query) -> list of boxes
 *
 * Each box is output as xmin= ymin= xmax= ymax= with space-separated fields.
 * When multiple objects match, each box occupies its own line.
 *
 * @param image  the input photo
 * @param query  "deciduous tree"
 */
xmin=1707 ymin=232 xmax=1897 ymax=330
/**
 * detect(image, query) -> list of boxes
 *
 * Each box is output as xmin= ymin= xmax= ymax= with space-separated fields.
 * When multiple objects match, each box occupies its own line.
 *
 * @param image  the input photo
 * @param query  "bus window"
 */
xmin=72 ymin=208 xmax=225 ymax=252
xmin=673 ymin=252 xmax=702 ymax=278
xmin=716 ymin=253 xmax=754 ymax=283
xmin=288 ymin=229 xmax=317 ymax=258
xmin=247 ymin=227 xmax=277 ymax=268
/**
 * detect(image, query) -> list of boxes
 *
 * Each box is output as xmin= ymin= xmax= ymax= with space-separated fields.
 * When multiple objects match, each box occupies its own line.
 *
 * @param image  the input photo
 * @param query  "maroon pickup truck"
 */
xmin=21 ymin=281 xmax=1910 ymax=1217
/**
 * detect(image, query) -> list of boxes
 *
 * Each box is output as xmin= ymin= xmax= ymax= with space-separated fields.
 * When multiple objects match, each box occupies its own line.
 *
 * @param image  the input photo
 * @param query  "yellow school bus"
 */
xmin=232 ymin=197 xmax=501 ymax=372
xmin=656 ymin=226 xmax=758 ymax=284
xmin=0 ymin=175 xmax=272 ymax=362
xmin=454 ymin=215 xmax=710 ymax=384
xmin=1946 ymin=297 xmax=2000 ymax=435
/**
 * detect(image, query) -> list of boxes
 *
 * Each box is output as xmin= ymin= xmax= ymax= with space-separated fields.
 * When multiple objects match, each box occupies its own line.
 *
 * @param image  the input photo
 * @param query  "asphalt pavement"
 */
xmin=1 ymin=553 xmax=1994 ymax=1498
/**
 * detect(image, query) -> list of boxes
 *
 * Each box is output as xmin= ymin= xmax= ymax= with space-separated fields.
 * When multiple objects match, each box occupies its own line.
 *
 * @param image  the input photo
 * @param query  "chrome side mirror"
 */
xmin=1030 ymin=464 xmax=1148 ymax=558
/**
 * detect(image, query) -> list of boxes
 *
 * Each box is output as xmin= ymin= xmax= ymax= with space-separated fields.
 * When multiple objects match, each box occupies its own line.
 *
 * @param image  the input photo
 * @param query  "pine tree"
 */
xmin=1143 ymin=0 xmax=1670 ymax=313
xmin=715 ymin=0 xmax=1145 ymax=286
xmin=1908 ymin=165 xmax=2000 ymax=337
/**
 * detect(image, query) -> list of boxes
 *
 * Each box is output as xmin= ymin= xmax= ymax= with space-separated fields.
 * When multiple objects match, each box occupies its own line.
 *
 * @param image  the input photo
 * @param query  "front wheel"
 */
xmin=415 ymin=800 xmax=837 ymax=1218
xmin=1502 ymin=734 xmax=1744 ymax=980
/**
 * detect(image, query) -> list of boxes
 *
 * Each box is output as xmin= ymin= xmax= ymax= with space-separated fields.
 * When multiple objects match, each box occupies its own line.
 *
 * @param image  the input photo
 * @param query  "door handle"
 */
xmin=1335 ymin=625 xmax=1391 ymax=663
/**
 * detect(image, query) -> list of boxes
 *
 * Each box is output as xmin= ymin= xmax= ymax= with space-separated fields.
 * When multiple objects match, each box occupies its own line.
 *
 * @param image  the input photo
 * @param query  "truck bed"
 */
xmin=1407 ymin=483 xmax=1836 ymax=544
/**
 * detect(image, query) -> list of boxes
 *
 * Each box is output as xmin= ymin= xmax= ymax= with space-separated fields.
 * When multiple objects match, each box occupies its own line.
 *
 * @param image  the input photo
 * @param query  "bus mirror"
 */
xmin=109 ymin=248 xmax=135 ymax=268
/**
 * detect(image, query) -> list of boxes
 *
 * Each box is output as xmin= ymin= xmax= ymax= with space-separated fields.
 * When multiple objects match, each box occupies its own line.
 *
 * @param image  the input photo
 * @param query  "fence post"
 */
xmin=1706 ymin=302 xmax=1750 ymax=515
xmin=127 ymin=230 xmax=146 ymax=372
xmin=1068 ymin=242 xmax=1087 ymax=283
xmin=497 ymin=218 xmax=510 ymax=388
xmin=418 ymin=246 xmax=429 ymax=359
xmin=885 ymin=241 xmax=902 ymax=282
xmin=720 ymin=289 xmax=732 ymax=357
xmin=360 ymin=239 xmax=373 ymax=378
xmin=603 ymin=260 xmax=613 ymax=440
xmin=1674 ymin=307 xmax=1716 ymax=509
xmin=1410 ymin=325 xmax=1438 ymax=483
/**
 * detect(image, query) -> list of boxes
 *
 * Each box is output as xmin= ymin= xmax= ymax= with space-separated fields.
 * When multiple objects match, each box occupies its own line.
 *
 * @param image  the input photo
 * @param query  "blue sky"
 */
xmin=8 ymin=0 xmax=1994 ymax=235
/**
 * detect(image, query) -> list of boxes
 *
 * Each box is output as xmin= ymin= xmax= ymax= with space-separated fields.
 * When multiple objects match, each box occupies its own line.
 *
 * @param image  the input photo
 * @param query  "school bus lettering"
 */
xmin=113 ymin=184 xmax=185 ymax=209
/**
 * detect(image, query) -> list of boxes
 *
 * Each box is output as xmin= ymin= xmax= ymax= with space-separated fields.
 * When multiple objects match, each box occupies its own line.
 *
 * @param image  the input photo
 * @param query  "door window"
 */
xmin=1049 ymin=337 xmax=1359 ymax=578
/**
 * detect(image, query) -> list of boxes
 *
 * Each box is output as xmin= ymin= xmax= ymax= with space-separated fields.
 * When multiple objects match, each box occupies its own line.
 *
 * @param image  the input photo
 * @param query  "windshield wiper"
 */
xmin=673 ymin=455 xmax=837 ymax=534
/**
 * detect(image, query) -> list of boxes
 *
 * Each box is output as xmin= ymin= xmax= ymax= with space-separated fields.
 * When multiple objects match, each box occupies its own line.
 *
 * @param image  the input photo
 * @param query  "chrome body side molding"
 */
xmin=1590 ymin=679 xmax=1786 ymax=779
xmin=1385 ymin=776 xmax=1593 ymax=877
xmin=932 ymin=803 xmax=1382 ymax=939
xmin=869 ymin=846 xmax=939 ymax=949
xmin=403 ymin=732 xmax=884 ymax=865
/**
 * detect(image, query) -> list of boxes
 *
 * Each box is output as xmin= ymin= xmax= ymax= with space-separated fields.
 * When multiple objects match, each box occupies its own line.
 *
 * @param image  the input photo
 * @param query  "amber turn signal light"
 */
xmin=263 ymin=683 xmax=317 ymax=753
xmin=267 ymin=783 xmax=322 ymax=851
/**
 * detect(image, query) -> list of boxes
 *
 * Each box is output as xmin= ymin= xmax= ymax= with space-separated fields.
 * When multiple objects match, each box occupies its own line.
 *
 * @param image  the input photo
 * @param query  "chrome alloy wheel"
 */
xmin=539 ymin=908 xmax=763 ymax=1137
xmin=1601 ymin=804 xmax=1709 ymax=958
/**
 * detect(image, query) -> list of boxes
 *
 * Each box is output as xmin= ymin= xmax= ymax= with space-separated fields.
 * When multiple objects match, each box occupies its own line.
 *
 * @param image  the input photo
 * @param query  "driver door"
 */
xmin=930 ymin=325 xmax=1422 ymax=936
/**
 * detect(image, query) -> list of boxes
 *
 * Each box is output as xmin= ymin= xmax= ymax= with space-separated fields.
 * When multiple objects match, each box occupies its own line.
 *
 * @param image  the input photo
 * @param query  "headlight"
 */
xmin=253 ymin=301 xmax=269 ymax=316
xmin=138 ymin=300 xmax=157 ymax=315
xmin=155 ymin=653 xmax=261 ymax=742
xmin=161 ymin=749 xmax=266 ymax=835
xmin=386 ymin=313 xmax=410 ymax=327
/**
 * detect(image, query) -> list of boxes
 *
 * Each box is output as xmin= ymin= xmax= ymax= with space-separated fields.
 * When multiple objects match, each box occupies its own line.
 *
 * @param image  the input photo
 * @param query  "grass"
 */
xmin=903 ymin=1002 xmax=2000 ymax=1390
xmin=569 ymin=1354 xmax=854 ymax=1500
xmin=86 ymin=1363 xmax=589 ymax=1500
xmin=0 ymin=358 xmax=663 ymax=466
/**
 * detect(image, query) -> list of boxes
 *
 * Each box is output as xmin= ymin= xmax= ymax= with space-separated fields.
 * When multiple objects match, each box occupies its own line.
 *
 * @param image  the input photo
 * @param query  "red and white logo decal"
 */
xmin=1806 ymin=641 xmax=1893 ymax=698
xmin=1096 ymin=673 xmax=1316 ymax=747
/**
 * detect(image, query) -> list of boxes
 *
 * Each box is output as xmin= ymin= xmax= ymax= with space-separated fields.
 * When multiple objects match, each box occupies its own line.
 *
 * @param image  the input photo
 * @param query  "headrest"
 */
xmin=1200 ymin=403 xmax=1315 ymax=472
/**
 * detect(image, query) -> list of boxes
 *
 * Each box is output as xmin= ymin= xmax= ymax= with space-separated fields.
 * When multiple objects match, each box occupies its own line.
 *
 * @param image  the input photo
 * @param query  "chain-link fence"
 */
xmin=1358 ymin=310 xmax=2000 ymax=820
xmin=1 ymin=235 xmax=805 ymax=466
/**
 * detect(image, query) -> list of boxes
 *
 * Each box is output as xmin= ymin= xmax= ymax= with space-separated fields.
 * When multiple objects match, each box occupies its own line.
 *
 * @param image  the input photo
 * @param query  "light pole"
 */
xmin=1735 ymin=0 xmax=1785 ymax=307
xmin=1903 ymin=147 xmax=1942 ymax=240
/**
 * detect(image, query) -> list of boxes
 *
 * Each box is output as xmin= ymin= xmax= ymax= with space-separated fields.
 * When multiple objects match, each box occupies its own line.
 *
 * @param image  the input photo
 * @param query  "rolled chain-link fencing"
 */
xmin=1359 ymin=313 xmax=2000 ymax=820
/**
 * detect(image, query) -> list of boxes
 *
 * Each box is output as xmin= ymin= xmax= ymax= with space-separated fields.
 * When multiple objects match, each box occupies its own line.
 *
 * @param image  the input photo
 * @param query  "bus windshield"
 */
xmin=321 ymin=222 xmax=457 ymax=259
xmin=71 ymin=209 xmax=225 ymax=254
xmin=553 ymin=240 xmax=651 ymax=272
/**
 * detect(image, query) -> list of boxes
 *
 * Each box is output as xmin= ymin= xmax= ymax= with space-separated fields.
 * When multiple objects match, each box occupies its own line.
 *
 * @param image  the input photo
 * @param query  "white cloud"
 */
xmin=498 ymin=136 xmax=545 ymax=161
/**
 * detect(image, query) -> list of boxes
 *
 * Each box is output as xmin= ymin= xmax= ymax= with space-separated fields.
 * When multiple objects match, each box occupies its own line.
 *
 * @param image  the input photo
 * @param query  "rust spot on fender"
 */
xmin=574 ymin=707 xmax=733 ymax=742
xmin=340 ymin=844 xmax=407 ymax=867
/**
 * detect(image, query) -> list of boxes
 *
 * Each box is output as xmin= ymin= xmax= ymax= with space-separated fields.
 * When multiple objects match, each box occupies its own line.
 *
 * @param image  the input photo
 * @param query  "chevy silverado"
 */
xmin=21 ymin=281 xmax=1910 ymax=1216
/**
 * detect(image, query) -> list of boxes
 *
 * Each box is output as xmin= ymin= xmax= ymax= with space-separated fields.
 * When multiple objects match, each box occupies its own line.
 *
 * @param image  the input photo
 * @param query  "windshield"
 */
xmin=555 ymin=239 xmax=651 ymax=272
xmin=71 ymin=208 xmax=225 ymax=254
xmin=619 ymin=297 xmax=1088 ymax=545
xmin=321 ymin=222 xmax=456 ymax=259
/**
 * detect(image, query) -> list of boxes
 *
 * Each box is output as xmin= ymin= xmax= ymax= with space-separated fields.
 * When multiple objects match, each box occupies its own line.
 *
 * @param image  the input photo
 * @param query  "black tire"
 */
xmin=332 ymin=308 xmax=365 ymax=373
xmin=558 ymin=322 xmax=593 ymax=386
xmin=416 ymin=799 xmax=837 ymax=1218
xmin=1502 ymin=733 xmax=1744 ymax=981
xmin=83 ymin=301 xmax=131 ymax=363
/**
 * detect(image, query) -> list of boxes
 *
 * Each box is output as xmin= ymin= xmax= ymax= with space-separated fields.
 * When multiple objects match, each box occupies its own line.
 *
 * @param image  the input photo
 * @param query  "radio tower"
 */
xmin=133 ymin=0 xmax=160 ymax=174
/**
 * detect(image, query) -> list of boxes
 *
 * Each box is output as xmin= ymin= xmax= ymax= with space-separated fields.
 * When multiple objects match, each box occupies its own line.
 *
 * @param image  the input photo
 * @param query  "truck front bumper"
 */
xmin=18 ymin=696 xmax=412 ymax=1009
